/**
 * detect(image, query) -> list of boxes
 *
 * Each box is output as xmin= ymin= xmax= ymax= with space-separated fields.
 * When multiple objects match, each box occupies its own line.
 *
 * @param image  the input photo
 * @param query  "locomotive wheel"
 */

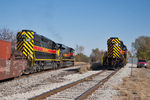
xmin=29 ymin=69 xmax=34 ymax=74
xmin=59 ymin=63 xmax=63 ymax=68
xmin=36 ymin=67 xmax=41 ymax=72
xmin=53 ymin=63 xmax=57 ymax=70
xmin=24 ymin=70 xmax=30 ymax=74
xmin=19 ymin=71 xmax=23 ymax=76
xmin=15 ymin=71 xmax=23 ymax=78
xmin=72 ymin=62 xmax=74 ymax=66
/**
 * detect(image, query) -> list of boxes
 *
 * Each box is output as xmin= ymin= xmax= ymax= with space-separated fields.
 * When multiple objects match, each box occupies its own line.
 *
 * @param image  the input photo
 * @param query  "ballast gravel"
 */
xmin=45 ymin=70 xmax=114 ymax=100
xmin=0 ymin=63 xmax=136 ymax=100
xmin=0 ymin=65 xmax=102 ymax=100
xmin=86 ymin=63 xmax=137 ymax=100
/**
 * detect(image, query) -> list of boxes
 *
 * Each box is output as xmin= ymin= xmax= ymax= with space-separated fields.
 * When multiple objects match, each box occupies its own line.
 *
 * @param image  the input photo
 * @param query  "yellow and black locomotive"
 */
xmin=103 ymin=37 xmax=127 ymax=69
xmin=17 ymin=30 xmax=74 ymax=74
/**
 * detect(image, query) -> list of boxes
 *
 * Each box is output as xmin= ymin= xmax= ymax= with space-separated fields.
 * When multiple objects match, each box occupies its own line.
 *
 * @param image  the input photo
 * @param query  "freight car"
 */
xmin=0 ymin=40 xmax=28 ymax=80
xmin=0 ymin=30 xmax=74 ymax=80
xmin=103 ymin=37 xmax=127 ymax=69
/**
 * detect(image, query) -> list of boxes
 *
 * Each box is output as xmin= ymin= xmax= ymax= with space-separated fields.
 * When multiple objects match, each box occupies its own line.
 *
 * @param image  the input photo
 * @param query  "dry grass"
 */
xmin=74 ymin=62 xmax=87 ymax=65
xmin=115 ymin=68 xmax=150 ymax=100
xmin=147 ymin=63 xmax=150 ymax=68
xmin=78 ymin=64 xmax=91 ymax=74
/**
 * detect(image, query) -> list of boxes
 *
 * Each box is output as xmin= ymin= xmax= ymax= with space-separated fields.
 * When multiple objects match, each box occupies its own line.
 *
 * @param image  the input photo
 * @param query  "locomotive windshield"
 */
xmin=122 ymin=45 xmax=127 ymax=51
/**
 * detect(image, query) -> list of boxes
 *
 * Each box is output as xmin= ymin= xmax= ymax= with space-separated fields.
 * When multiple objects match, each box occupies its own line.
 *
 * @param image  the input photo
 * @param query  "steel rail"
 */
xmin=29 ymin=70 xmax=106 ymax=100
xmin=75 ymin=69 xmax=120 ymax=100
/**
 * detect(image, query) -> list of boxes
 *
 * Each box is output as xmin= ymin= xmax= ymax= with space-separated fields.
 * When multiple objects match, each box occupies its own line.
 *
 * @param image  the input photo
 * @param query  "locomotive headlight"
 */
xmin=115 ymin=44 xmax=119 ymax=46
xmin=112 ymin=41 xmax=115 ymax=44
xmin=22 ymin=34 xmax=26 ymax=39
xmin=26 ymin=39 xmax=31 ymax=42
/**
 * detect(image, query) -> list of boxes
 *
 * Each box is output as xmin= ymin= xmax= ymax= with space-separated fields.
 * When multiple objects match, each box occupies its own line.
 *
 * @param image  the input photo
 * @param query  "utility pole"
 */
xmin=131 ymin=56 xmax=133 ymax=76
xmin=131 ymin=46 xmax=134 ymax=76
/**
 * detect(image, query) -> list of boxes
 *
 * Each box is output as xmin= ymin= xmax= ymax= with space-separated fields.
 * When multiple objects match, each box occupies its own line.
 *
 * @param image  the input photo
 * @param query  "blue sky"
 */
xmin=0 ymin=0 xmax=150 ymax=56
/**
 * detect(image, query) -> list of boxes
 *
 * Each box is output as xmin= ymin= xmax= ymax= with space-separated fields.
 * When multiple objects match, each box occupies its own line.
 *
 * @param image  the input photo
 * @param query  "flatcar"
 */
xmin=103 ymin=37 xmax=127 ymax=69
xmin=0 ymin=30 xmax=74 ymax=80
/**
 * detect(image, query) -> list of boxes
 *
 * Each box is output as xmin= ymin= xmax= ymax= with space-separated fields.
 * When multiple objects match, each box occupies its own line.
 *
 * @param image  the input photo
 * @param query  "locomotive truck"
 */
xmin=103 ymin=37 xmax=127 ymax=69
xmin=0 ymin=30 xmax=74 ymax=80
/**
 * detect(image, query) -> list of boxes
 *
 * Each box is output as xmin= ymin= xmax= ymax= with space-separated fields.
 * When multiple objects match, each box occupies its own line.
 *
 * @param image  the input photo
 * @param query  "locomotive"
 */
xmin=17 ymin=30 xmax=74 ymax=74
xmin=0 ymin=30 xmax=74 ymax=80
xmin=103 ymin=37 xmax=127 ymax=69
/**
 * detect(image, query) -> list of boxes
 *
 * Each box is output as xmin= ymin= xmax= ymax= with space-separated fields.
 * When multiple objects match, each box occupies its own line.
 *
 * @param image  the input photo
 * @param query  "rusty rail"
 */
xmin=29 ymin=70 xmax=106 ymax=100
xmin=75 ymin=69 xmax=120 ymax=100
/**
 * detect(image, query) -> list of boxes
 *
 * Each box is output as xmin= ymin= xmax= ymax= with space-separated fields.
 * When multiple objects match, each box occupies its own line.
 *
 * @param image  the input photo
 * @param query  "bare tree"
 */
xmin=90 ymin=48 xmax=105 ymax=63
xmin=74 ymin=45 xmax=89 ymax=62
xmin=75 ymin=45 xmax=84 ymax=54
xmin=127 ymin=50 xmax=132 ymax=58
xmin=0 ymin=28 xmax=16 ymax=53
xmin=0 ymin=28 xmax=15 ymax=41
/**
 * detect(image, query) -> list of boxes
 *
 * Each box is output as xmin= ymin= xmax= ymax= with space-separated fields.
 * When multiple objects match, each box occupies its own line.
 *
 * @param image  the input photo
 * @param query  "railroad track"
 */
xmin=29 ymin=68 xmax=120 ymax=100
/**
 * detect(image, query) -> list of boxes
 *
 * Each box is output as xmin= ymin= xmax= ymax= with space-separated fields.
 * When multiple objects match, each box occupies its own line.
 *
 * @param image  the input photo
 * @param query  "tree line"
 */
xmin=75 ymin=45 xmax=105 ymax=63
xmin=132 ymin=36 xmax=150 ymax=60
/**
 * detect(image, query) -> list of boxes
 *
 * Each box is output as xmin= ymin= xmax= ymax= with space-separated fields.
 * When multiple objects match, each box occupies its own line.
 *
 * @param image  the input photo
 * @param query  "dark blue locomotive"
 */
xmin=17 ymin=30 xmax=74 ymax=74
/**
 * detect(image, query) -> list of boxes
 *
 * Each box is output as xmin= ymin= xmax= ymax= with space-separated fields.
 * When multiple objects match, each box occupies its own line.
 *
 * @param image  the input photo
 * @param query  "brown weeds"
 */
xmin=74 ymin=62 xmax=87 ymax=65
xmin=115 ymin=68 xmax=150 ymax=100
xmin=78 ymin=64 xmax=91 ymax=74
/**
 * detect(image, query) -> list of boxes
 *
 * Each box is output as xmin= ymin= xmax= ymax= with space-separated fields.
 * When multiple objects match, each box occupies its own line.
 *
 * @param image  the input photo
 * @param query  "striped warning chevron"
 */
xmin=17 ymin=30 xmax=34 ymax=61
xmin=107 ymin=38 xmax=121 ymax=58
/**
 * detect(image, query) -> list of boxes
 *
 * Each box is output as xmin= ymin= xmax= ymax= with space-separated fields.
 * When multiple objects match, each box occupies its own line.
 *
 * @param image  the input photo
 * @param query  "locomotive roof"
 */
xmin=57 ymin=43 xmax=74 ymax=50
xmin=20 ymin=30 xmax=74 ymax=50
xmin=21 ymin=30 xmax=54 ymax=41
xmin=110 ymin=37 xmax=119 ymax=39
xmin=22 ymin=30 xmax=33 ymax=32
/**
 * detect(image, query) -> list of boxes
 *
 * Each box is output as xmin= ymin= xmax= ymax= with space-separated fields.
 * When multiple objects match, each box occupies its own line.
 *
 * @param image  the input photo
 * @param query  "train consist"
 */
xmin=103 ymin=37 xmax=127 ymax=69
xmin=0 ymin=30 xmax=74 ymax=80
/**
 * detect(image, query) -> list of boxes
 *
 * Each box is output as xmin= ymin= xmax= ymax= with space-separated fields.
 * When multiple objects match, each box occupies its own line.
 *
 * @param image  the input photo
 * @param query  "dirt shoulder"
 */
xmin=116 ymin=68 xmax=150 ymax=100
xmin=74 ymin=62 xmax=88 ymax=65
